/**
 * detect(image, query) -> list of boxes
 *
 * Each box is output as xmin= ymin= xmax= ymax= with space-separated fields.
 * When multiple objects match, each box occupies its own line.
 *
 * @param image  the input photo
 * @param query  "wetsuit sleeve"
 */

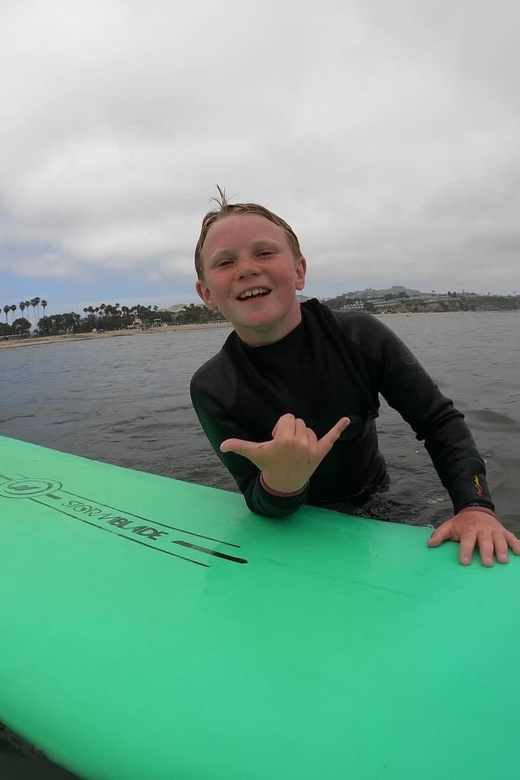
xmin=190 ymin=373 xmax=308 ymax=518
xmin=355 ymin=316 xmax=495 ymax=514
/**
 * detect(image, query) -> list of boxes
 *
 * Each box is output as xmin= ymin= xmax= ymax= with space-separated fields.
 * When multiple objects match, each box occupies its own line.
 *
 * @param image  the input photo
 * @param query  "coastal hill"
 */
xmin=322 ymin=289 xmax=519 ymax=314
xmin=337 ymin=286 xmax=425 ymax=299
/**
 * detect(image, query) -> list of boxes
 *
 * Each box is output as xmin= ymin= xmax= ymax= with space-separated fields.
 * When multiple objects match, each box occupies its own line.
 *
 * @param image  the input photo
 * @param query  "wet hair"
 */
xmin=194 ymin=185 xmax=302 ymax=279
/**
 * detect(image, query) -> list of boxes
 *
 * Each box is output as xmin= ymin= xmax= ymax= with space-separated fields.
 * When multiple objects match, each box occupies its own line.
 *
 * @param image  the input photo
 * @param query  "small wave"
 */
xmin=466 ymin=409 xmax=520 ymax=430
xmin=0 ymin=414 xmax=35 ymax=424
xmin=49 ymin=418 xmax=84 ymax=426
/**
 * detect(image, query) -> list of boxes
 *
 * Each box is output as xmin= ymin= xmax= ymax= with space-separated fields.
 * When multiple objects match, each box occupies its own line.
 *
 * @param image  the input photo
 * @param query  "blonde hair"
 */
xmin=194 ymin=185 xmax=302 ymax=279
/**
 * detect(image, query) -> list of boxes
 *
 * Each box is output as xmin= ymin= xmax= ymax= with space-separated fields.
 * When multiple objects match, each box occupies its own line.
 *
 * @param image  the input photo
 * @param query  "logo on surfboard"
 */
xmin=0 ymin=473 xmax=248 ymax=568
xmin=0 ymin=478 xmax=63 ymax=499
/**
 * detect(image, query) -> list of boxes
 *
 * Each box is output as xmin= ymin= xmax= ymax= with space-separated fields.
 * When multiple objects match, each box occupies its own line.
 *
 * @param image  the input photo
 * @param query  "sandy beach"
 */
xmin=0 ymin=322 xmax=232 ymax=350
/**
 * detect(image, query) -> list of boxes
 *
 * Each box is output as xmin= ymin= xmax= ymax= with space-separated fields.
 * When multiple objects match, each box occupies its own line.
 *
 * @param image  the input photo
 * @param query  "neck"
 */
xmin=236 ymin=301 xmax=302 ymax=347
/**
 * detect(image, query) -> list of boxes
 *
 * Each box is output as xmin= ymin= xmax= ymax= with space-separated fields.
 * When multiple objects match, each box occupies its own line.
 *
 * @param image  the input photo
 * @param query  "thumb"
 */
xmin=220 ymin=438 xmax=263 ymax=457
xmin=427 ymin=522 xmax=454 ymax=547
xmin=318 ymin=417 xmax=350 ymax=453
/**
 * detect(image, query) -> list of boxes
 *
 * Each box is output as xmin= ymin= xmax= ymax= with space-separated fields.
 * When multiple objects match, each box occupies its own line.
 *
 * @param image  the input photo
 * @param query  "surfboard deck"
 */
xmin=0 ymin=435 xmax=518 ymax=780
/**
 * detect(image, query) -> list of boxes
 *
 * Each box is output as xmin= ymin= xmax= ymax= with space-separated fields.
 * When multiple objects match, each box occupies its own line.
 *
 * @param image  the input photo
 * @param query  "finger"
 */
xmin=477 ymin=532 xmax=495 ymax=567
xmin=306 ymin=426 xmax=318 ymax=448
xmin=493 ymin=532 xmax=510 ymax=564
xmin=295 ymin=418 xmax=308 ymax=441
xmin=427 ymin=523 xmax=454 ymax=547
xmin=220 ymin=438 xmax=262 ymax=456
xmin=459 ymin=530 xmax=478 ymax=566
xmin=318 ymin=417 xmax=350 ymax=452
xmin=505 ymin=531 xmax=520 ymax=555
xmin=272 ymin=413 xmax=296 ymax=439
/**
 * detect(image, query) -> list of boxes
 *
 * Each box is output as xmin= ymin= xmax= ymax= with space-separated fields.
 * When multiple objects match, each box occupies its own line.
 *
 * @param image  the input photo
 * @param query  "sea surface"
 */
xmin=1 ymin=311 xmax=518 ymax=529
xmin=1 ymin=310 xmax=519 ymax=777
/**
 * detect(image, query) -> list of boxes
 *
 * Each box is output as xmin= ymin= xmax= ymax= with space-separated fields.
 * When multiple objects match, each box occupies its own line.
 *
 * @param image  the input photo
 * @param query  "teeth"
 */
xmin=238 ymin=288 xmax=270 ymax=300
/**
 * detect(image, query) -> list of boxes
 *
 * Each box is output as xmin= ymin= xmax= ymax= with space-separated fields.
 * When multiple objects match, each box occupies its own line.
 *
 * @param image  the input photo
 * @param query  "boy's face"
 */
xmin=196 ymin=213 xmax=306 ymax=345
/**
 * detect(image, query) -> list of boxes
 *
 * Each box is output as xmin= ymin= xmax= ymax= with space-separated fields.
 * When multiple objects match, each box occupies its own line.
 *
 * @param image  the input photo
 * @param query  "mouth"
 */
xmin=236 ymin=287 xmax=272 ymax=302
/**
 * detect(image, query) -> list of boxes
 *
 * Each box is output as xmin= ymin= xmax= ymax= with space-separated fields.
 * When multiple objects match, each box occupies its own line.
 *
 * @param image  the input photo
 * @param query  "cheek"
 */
xmin=280 ymin=270 xmax=299 ymax=290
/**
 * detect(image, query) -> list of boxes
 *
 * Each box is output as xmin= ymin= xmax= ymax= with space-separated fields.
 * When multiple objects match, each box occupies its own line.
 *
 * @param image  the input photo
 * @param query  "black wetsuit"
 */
xmin=190 ymin=298 xmax=494 ymax=518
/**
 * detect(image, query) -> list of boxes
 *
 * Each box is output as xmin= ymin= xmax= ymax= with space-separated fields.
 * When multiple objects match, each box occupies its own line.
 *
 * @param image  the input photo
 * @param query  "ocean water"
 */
xmin=1 ymin=311 xmax=518 ymax=529
xmin=1 ymin=310 xmax=519 ymax=777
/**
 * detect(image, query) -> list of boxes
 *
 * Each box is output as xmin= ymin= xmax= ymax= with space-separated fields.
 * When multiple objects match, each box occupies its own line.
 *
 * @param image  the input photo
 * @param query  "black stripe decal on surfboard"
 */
xmin=56 ymin=487 xmax=242 ymax=548
xmin=172 ymin=539 xmax=248 ymax=564
xmin=4 ymin=472 xmax=248 ymax=568
xmin=31 ymin=499 xmax=210 ymax=567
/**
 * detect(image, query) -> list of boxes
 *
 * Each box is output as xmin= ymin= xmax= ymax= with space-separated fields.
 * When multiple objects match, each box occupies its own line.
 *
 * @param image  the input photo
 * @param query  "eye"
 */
xmin=216 ymin=258 xmax=233 ymax=267
xmin=257 ymin=249 xmax=274 ymax=257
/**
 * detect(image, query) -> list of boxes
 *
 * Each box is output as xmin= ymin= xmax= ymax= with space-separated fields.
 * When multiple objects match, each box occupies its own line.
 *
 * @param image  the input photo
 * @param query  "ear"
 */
xmin=196 ymin=279 xmax=217 ymax=311
xmin=295 ymin=256 xmax=307 ymax=291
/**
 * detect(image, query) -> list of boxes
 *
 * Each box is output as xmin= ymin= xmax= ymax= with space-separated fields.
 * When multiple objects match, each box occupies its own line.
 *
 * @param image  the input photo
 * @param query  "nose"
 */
xmin=235 ymin=253 xmax=261 ymax=279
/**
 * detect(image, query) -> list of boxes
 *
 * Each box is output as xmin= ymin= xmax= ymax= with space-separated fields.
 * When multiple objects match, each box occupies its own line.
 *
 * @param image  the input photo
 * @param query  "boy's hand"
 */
xmin=220 ymin=414 xmax=350 ymax=494
xmin=427 ymin=510 xmax=520 ymax=566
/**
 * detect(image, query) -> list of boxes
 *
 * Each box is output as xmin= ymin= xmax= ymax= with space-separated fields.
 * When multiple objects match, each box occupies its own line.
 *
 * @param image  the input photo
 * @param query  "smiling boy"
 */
xmin=190 ymin=190 xmax=520 ymax=567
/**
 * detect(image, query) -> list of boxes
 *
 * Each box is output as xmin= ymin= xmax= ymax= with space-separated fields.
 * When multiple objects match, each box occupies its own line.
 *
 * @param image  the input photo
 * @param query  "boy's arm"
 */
xmin=360 ymin=317 xmax=494 ymax=514
xmin=355 ymin=317 xmax=520 ymax=565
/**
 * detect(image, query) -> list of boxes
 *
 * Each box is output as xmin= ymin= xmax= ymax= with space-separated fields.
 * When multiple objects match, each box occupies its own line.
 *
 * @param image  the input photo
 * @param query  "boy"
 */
xmin=190 ymin=190 xmax=519 ymax=567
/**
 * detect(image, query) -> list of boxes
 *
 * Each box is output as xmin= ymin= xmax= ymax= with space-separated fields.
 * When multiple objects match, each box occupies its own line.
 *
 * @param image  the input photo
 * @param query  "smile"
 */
xmin=236 ymin=288 xmax=271 ymax=301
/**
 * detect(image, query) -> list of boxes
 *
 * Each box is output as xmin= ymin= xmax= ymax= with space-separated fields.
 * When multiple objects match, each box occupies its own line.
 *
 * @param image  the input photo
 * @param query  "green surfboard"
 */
xmin=0 ymin=435 xmax=518 ymax=779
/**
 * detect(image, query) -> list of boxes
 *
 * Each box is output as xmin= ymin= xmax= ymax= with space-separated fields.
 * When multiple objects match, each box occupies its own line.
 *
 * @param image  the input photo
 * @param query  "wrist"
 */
xmin=260 ymin=473 xmax=309 ymax=498
xmin=457 ymin=506 xmax=496 ymax=520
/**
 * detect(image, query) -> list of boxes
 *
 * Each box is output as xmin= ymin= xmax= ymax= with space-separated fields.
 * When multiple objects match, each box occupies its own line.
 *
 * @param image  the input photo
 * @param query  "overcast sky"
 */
xmin=1 ymin=0 xmax=519 ymax=315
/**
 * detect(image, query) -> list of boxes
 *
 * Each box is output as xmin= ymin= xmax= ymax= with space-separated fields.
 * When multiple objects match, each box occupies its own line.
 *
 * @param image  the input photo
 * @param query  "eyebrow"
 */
xmin=252 ymin=239 xmax=280 ymax=250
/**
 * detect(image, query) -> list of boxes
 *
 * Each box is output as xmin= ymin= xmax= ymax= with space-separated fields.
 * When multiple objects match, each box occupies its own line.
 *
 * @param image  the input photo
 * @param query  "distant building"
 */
xmin=128 ymin=317 xmax=143 ymax=329
xmin=165 ymin=304 xmax=188 ymax=313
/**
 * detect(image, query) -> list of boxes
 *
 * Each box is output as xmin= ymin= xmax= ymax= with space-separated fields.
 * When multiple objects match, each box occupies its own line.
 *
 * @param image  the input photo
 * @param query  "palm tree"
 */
xmin=41 ymin=300 xmax=47 ymax=316
xmin=3 ymin=304 xmax=9 ymax=324
xmin=30 ymin=298 xmax=38 ymax=327
xmin=33 ymin=297 xmax=41 ymax=322
xmin=19 ymin=301 xmax=26 ymax=319
xmin=10 ymin=304 xmax=16 ymax=324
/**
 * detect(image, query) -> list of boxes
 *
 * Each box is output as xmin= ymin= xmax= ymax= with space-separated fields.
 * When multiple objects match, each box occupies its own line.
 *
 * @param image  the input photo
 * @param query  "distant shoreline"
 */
xmin=1 ymin=309 xmax=515 ymax=351
xmin=0 ymin=322 xmax=232 ymax=350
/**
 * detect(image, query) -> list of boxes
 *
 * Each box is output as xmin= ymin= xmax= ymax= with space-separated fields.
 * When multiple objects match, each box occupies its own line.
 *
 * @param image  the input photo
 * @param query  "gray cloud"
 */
xmin=1 ymin=0 xmax=519 ymax=297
